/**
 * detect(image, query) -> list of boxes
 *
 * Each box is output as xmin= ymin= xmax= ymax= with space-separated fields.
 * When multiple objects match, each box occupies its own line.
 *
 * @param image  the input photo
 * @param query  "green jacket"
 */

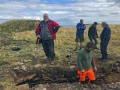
xmin=77 ymin=48 xmax=95 ymax=71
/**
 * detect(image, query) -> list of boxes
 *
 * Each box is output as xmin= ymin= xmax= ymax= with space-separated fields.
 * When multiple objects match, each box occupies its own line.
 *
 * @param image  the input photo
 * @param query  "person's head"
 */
xmin=80 ymin=19 xmax=84 ymax=24
xmin=85 ymin=42 xmax=95 ymax=52
xmin=36 ymin=20 xmax=40 ymax=26
xmin=101 ymin=21 xmax=108 ymax=28
xmin=43 ymin=13 xmax=49 ymax=21
xmin=93 ymin=22 xmax=97 ymax=26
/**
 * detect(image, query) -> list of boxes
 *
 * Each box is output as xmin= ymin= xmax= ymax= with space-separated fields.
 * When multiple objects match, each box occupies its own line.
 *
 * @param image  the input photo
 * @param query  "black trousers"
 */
xmin=89 ymin=37 xmax=97 ymax=47
xmin=100 ymin=41 xmax=109 ymax=59
xmin=42 ymin=39 xmax=55 ymax=61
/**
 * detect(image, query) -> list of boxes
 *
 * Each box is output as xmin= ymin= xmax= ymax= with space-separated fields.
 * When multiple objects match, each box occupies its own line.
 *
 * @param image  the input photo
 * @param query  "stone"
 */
xmin=33 ymin=84 xmax=46 ymax=90
xmin=16 ymin=84 xmax=29 ymax=90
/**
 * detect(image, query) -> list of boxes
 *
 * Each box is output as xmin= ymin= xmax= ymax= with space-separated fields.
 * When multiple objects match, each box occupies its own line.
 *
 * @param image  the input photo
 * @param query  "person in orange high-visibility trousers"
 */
xmin=77 ymin=42 xmax=97 ymax=85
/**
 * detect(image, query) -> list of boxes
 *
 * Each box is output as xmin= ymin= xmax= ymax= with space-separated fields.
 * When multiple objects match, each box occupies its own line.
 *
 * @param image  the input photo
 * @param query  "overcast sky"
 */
xmin=0 ymin=0 xmax=120 ymax=25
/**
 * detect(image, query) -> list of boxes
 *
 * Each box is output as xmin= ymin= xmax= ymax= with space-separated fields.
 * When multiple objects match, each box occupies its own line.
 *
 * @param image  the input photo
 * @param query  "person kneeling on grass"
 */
xmin=77 ymin=42 xmax=97 ymax=85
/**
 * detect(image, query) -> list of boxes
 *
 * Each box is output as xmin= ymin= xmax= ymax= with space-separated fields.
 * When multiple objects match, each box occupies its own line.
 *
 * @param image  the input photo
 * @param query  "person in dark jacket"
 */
xmin=36 ymin=13 xmax=60 ymax=62
xmin=100 ymin=22 xmax=111 ymax=61
xmin=74 ymin=19 xmax=86 ymax=51
xmin=88 ymin=22 xmax=98 ymax=48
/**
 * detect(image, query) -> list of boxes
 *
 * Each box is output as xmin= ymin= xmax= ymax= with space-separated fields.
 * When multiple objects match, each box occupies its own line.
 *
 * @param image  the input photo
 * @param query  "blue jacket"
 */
xmin=100 ymin=26 xmax=111 ymax=42
xmin=76 ymin=23 xmax=86 ymax=35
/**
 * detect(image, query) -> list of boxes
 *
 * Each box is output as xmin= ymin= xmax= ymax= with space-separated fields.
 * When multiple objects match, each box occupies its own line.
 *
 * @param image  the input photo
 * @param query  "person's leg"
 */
xmin=42 ymin=40 xmax=49 ymax=58
xmin=100 ymin=41 xmax=105 ymax=59
xmin=94 ymin=38 xmax=97 ymax=48
xmin=79 ymin=35 xmax=84 ymax=49
xmin=77 ymin=70 xmax=86 ymax=83
xmin=89 ymin=37 xmax=93 ymax=42
xmin=75 ymin=42 xmax=78 ymax=50
xmin=74 ymin=35 xmax=79 ymax=51
xmin=47 ymin=39 xmax=55 ymax=61
xmin=87 ymin=69 xmax=96 ymax=85
xmin=93 ymin=37 xmax=97 ymax=48
xmin=100 ymin=41 xmax=109 ymax=60
xmin=103 ymin=41 xmax=109 ymax=59
xmin=80 ymin=42 xmax=82 ymax=49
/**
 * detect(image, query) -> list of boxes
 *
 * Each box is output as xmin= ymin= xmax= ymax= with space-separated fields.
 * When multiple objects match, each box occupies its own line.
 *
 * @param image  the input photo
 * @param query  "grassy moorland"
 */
xmin=0 ymin=20 xmax=120 ymax=89
xmin=0 ymin=24 xmax=120 ymax=64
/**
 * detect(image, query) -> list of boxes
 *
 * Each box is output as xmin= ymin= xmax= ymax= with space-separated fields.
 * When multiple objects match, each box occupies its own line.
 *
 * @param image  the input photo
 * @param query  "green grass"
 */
xmin=0 ymin=22 xmax=120 ymax=89
xmin=0 ymin=24 xmax=120 ymax=64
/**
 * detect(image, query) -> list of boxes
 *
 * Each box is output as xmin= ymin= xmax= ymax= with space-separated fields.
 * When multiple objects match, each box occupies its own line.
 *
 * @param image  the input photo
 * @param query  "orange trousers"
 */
xmin=77 ymin=69 xmax=96 ymax=82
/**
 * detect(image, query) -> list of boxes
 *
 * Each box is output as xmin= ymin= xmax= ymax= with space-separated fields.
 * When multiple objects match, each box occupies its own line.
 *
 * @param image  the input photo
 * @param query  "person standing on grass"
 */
xmin=88 ymin=22 xmax=98 ymax=48
xmin=74 ymin=19 xmax=86 ymax=51
xmin=35 ymin=13 xmax=60 ymax=62
xmin=77 ymin=42 xmax=97 ymax=84
xmin=100 ymin=22 xmax=111 ymax=61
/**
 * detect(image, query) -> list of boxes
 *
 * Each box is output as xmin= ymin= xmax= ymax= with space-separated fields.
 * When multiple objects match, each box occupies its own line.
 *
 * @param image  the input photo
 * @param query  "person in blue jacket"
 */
xmin=100 ymin=22 xmax=111 ymax=61
xmin=74 ymin=19 xmax=86 ymax=51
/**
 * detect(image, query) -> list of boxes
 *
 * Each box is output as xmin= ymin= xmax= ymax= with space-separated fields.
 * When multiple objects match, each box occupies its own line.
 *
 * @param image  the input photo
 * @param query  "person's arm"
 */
xmin=91 ymin=56 xmax=97 ymax=71
xmin=35 ymin=24 xmax=41 ymax=36
xmin=80 ymin=24 xmax=86 ymax=30
xmin=91 ymin=57 xmax=96 ymax=68
xmin=77 ymin=52 xmax=84 ymax=71
xmin=84 ymin=25 xmax=86 ymax=30
xmin=53 ymin=26 xmax=60 ymax=34
xmin=52 ymin=21 xmax=60 ymax=34
xmin=35 ymin=24 xmax=41 ymax=44
xmin=104 ymin=27 xmax=111 ymax=41
xmin=76 ymin=24 xmax=78 ymax=29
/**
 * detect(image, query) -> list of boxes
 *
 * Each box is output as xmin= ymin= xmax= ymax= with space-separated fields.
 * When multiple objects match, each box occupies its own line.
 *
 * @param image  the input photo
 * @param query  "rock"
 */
xmin=115 ymin=63 xmax=119 ymax=66
xmin=33 ymin=84 xmax=47 ymax=90
xmin=116 ymin=67 xmax=120 ymax=73
xmin=69 ymin=65 xmax=76 ymax=69
xmin=116 ymin=60 xmax=120 ymax=64
xmin=16 ymin=84 xmax=29 ymax=90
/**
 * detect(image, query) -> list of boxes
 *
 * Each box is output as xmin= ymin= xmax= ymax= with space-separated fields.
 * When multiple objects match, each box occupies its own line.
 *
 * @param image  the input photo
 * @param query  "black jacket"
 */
xmin=88 ymin=25 xmax=98 ymax=38
xmin=100 ymin=26 xmax=111 ymax=42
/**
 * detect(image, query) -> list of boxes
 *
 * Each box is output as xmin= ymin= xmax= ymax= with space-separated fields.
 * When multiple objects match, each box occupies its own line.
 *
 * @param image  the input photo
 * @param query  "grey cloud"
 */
xmin=107 ymin=0 xmax=120 ymax=7
xmin=110 ymin=12 xmax=120 ymax=15
xmin=108 ymin=0 xmax=120 ymax=3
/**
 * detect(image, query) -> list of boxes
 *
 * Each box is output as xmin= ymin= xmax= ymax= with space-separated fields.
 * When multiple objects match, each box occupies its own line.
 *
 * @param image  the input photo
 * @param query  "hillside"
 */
xmin=0 ymin=20 xmax=120 ymax=89
xmin=0 ymin=20 xmax=36 ymax=32
xmin=0 ymin=20 xmax=38 ymax=42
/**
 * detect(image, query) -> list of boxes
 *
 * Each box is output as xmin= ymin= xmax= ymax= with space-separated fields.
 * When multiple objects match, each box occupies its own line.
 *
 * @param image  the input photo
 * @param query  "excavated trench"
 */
xmin=16 ymin=69 xmax=80 ymax=88
xmin=11 ymin=60 xmax=120 ymax=88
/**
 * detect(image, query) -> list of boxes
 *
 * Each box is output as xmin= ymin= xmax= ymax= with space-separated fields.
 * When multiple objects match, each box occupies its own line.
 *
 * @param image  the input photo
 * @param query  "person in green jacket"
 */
xmin=77 ymin=42 xmax=97 ymax=84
